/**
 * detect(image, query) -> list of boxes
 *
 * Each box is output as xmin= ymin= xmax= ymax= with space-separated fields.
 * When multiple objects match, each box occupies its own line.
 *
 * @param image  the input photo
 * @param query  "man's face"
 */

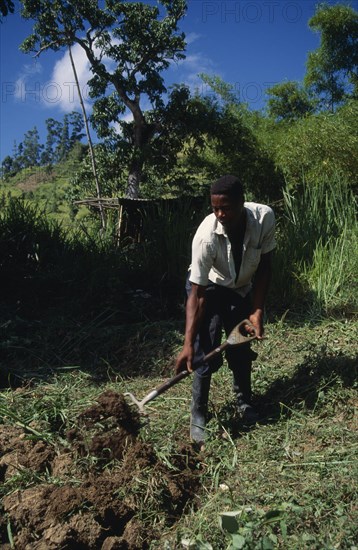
xmin=211 ymin=194 xmax=244 ymax=231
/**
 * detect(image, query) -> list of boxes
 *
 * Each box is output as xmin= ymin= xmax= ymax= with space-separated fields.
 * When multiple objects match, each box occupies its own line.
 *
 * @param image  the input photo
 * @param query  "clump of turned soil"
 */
xmin=0 ymin=390 xmax=201 ymax=549
xmin=66 ymin=390 xmax=142 ymax=463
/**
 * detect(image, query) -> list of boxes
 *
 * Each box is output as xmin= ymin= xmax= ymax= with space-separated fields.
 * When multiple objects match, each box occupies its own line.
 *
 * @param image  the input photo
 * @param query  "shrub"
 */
xmin=271 ymin=173 xmax=357 ymax=315
xmin=272 ymin=100 xmax=358 ymax=189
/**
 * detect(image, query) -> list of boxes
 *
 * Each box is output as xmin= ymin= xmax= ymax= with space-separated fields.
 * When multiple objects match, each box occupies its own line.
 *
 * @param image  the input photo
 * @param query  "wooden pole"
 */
xmin=68 ymin=45 xmax=106 ymax=231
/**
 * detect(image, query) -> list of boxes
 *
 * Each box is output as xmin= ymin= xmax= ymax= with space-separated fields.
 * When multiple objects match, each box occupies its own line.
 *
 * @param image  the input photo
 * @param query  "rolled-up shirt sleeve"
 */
xmin=189 ymin=235 xmax=215 ymax=286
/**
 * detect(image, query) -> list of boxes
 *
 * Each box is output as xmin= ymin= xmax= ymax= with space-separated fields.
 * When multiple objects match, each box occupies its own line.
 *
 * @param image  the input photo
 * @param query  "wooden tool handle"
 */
xmin=152 ymin=369 xmax=190 ymax=398
xmin=151 ymin=341 xmax=228 ymax=397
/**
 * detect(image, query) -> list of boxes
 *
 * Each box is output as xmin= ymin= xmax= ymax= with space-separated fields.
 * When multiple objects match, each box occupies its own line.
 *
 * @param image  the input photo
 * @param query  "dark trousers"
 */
xmin=186 ymin=276 xmax=257 ymax=400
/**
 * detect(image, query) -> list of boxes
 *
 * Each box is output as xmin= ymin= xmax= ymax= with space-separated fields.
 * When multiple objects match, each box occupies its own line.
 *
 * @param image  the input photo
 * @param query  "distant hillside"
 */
xmin=0 ymin=143 xmax=89 ymax=226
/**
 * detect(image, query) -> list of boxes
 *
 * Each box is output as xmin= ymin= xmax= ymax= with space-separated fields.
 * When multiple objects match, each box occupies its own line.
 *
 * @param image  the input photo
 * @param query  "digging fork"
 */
xmin=125 ymin=319 xmax=257 ymax=413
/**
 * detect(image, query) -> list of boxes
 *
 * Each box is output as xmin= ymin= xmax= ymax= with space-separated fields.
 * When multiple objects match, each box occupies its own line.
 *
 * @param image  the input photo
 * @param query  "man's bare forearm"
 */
xmin=184 ymin=284 xmax=206 ymax=345
xmin=175 ymin=284 xmax=207 ymax=373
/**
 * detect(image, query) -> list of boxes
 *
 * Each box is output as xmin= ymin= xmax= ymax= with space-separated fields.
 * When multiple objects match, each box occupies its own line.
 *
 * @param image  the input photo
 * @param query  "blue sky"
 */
xmin=0 ymin=0 xmax=343 ymax=162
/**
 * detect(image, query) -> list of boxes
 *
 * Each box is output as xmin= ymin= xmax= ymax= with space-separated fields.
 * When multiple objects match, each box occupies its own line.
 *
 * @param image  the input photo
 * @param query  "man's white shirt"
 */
xmin=189 ymin=202 xmax=276 ymax=297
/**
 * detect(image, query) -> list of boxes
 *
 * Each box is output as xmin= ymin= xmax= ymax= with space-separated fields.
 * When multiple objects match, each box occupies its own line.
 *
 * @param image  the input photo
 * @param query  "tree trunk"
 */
xmin=126 ymin=157 xmax=143 ymax=199
xmin=124 ymin=102 xmax=150 ymax=199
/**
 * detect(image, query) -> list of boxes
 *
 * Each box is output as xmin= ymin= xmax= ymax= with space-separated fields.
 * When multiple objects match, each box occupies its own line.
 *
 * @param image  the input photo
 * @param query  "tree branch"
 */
xmin=33 ymin=40 xmax=62 ymax=57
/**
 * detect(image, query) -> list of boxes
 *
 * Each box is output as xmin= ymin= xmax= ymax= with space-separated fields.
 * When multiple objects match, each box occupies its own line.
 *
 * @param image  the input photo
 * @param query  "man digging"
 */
xmin=175 ymin=175 xmax=276 ymax=443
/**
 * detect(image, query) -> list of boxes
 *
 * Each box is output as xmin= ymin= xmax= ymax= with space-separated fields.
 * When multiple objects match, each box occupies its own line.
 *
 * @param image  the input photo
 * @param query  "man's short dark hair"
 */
xmin=210 ymin=175 xmax=244 ymax=201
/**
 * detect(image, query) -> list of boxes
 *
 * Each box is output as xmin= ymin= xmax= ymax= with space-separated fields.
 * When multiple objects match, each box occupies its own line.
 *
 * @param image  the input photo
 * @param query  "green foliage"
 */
xmin=1 ymin=156 xmax=14 ymax=177
xmin=67 ymin=143 xmax=126 ymax=200
xmin=2 ymin=146 xmax=355 ymax=321
xmin=0 ymin=195 xmax=206 ymax=328
xmin=305 ymin=3 xmax=358 ymax=110
xmin=266 ymin=81 xmax=316 ymax=121
xmin=0 ymin=198 xmax=126 ymax=318
xmin=1 ymin=112 xmax=85 ymax=179
xmin=271 ymin=173 xmax=357 ymax=315
xmin=0 ymin=143 xmax=90 ymax=227
xmin=41 ymin=118 xmax=62 ymax=166
xmin=21 ymin=126 xmax=42 ymax=168
xmin=83 ymin=85 xmax=222 ymax=198
xmin=176 ymin=76 xmax=284 ymax=202
xmin=271 ymin=99 xmax=358 ymax=187
xmin=299 ymin=224 xmax=358 ymax=316
xmin=72 ymin=82 xmax=285 ymax=202
xmin=219 ymin=507 xmax=288 ymax=549
xmin=20 ymin=0 xmax=187 ymax=197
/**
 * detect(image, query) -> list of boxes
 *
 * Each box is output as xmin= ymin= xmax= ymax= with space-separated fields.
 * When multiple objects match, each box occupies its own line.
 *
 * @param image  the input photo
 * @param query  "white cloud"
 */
xmin=111 ymin=111 xmax=134 ymax=135
xmin=45 ymin=43 xmax=92 ymax=112
xmin=185 ymin=32 xmax=201 ymax=45
xmin=170 ymin=50 xmax=218 ymax=91
xmin=181 ymin=53 xmax=213 ymax=71
xmin=44 ymin=37 xmax=121 ymax=112
xmin=14 ymin=62 xmax=43 ymax=101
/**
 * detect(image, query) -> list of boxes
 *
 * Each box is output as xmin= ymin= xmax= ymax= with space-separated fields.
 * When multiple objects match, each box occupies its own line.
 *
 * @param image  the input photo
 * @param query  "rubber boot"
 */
xmin=232 ymin=364 xmax=259 ymax=425
xmin=190 ymin=372 xmax=211 ymax=443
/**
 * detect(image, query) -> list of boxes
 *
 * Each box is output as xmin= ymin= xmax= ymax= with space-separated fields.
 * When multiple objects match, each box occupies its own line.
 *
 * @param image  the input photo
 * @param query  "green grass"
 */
xmin=271 ymin=174 xmax=358 ymax=315
xmin=1 ymin=317 xmax=356 ymax=548
xmin=0 ymin=151 xmax=90 ymax=227
xmin=135 ymin=318 xmax=357 ymax=548
xmin=0 ymin=166 xmax=357 ymax=547
xmin=299 ymin=224 xmax=358 ymax=316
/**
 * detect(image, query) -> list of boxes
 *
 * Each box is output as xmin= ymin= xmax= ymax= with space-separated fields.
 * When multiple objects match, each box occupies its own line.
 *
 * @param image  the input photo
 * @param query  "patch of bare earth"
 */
xmin=0 ymin=390 xmax=201 ymax=549
xmin=16 ymin=170 xmax=56 ymax=193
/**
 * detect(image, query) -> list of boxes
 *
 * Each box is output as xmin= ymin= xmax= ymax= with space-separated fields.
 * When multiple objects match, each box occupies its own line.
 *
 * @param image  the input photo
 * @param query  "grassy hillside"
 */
xmin=0 ymin=146 xmax=91 ymax=227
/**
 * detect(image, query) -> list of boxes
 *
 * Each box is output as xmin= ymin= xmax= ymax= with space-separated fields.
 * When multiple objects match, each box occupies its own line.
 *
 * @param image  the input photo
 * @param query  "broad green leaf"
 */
xmin=260 ymin=536 xmax=275 ymax=550
xmin=219 ymin=511 xmax=240 ymax=534
xmin=231 ymin=534 xmax=246 ymax=549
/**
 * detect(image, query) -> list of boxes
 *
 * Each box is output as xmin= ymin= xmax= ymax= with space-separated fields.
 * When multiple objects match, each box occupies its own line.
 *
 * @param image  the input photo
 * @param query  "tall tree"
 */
xmin=20 ymin=0 xmax=187 ymax=198
xmin=68 ymin=111 xmax=85 ymax=148
xmin=12 ymin=141 xmax=24 ymax=173
xmin=41 ymin=112 xmax=85 ymax=165
xmin=22 ymin=127 xmax=42 ymax=167
xmin=72 ymin=84 xmax=222 ymax=198
xmin=266 ymin=81 xmax=316 ymax=121
xmin=305 ymin=3 xmax=358 ymax=111
xmin=41 ymin=118 xmax=63 ymax=165
xmin=56 ymin=114 xmax=70 ymax=162
xmin=1 ymin=155 xmax=14 ymax=178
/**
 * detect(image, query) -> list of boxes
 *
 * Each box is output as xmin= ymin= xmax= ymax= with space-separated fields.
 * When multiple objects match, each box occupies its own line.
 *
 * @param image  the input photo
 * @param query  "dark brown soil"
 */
xmin=0 ymin=390 xmax=201 ymax=549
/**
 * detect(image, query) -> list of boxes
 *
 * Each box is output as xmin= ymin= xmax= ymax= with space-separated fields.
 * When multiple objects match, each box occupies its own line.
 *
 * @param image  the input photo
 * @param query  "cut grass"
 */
xmin=0 ymin=317 xmax=357 ymax=548
xmin=129 ymin=318 xmax=358 ymax=548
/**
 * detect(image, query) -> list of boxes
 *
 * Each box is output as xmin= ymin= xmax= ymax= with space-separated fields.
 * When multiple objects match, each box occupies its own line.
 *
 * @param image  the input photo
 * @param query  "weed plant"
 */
xmin=0 ymin=199 xmax=126 ymax=316
xmin=300 ymin=224 xmax=358 ymax=316
xmin=271 ymin=173 xmax=357 ymax=316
